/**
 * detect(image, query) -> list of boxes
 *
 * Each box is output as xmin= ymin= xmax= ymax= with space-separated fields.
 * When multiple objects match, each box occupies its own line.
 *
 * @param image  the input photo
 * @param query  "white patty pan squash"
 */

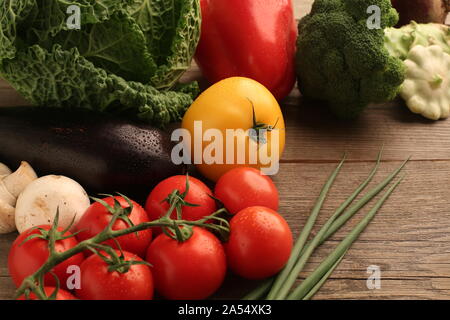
xmin=400 ymin=45 xmax=450 ymax=120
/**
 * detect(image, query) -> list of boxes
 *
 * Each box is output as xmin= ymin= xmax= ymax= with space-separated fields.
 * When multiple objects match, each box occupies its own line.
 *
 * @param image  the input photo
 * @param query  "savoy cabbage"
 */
xmin=0 ymin=0 xmax=201 ymax=126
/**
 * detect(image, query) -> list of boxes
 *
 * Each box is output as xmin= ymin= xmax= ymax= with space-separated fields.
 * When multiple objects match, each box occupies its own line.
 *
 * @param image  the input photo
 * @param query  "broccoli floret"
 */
xmin=296 ymin=0 xmax=405 ymax=118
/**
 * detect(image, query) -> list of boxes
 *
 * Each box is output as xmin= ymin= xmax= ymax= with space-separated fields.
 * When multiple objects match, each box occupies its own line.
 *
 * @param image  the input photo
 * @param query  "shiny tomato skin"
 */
xmin=8 ymin=225 xmax=84 ymax=289
xmin=18 ymin=287 xmax=77 ymax=300
xmin=75 ymin=250 xmax=153 ymax=300
xmin=75 ymin=196 xmax=152 ymax=258
xmin=214 ymin=167 xmax=279 ymax=215
xmin=145 ymin=176 xmax=216 ymax=234
xmin=181 ymin=77 xmax=286 ymax=182
xmin=146 ymin=227 xmax=226 ymax=300
xmin=225 ymin=206 xmax=293 ymax=279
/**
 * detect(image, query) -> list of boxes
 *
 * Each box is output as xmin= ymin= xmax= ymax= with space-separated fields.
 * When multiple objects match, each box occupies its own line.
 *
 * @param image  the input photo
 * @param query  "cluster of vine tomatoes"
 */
xmin=8 ymin=167 xmax=293 ymax=300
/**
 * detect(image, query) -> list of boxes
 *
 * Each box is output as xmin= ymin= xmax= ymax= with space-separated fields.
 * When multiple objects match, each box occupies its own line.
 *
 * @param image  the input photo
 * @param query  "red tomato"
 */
xmin=8 ymin=225 xmax=84 ymax=289
xmin=75 ymin=250 xmax=153 ymax=300
xmin=145 ymin=176 xmax=216 ymax=234
xmin=225 ymin=206 xmax=293 ymax=279
xmin=146 ymin=227 xmax=226 ymax=300
xmin=215 ymin=167 xmax=279 ymax=215
xmin=75 ymin=196 xmax=152 ymax=258
xmin=18 ymin=287 xmax=77 ymax=300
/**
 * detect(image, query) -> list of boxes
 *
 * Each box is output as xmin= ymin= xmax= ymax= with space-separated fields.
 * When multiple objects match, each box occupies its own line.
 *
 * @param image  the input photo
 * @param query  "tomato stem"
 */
xmin=248 ymin=98 xmax=279 ymax=145
xmin=14 ymin=199 xmax=230 ymax=300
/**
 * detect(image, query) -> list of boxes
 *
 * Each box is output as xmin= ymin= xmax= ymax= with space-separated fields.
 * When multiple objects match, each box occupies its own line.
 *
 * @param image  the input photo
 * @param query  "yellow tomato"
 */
xmin=181 ymin=77 xmax=286 ymax=181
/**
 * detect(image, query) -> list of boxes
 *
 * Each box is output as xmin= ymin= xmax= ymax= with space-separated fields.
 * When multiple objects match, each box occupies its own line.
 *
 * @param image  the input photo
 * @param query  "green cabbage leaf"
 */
xmin=0 ymin=0 xmax=201 ymax=126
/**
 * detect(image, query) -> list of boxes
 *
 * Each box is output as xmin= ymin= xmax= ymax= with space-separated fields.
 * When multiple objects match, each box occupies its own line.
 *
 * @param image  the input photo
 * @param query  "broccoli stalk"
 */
xmin=296 ymin=0 xmax=405 ymax=118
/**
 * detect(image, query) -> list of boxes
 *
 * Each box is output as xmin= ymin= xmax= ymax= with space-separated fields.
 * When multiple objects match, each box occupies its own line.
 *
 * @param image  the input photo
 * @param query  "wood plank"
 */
xmin=216 ymin=160 xmax=450 ymax=299
xmin=295 ymin=0 xmax=313 ymax=18
xmin=302 ymin=278 xmax=450 ymax=300
xmin=214 ymin=277 xmax=450 ymax=300
xmin=0 ymin=1 xmax=448 ymax=164
xmin=275 ymin=160 xmax=450 ymax=299
xmin=183 ymin=63 xmax=450 ymax=162
xmin=281 ymin=99 xmax=450 ymax=161
xmin=1 ymin=160 xmax=450 ymax=299
xmin=0 ymin=89 xmax=28 ymax=106
xmin=0 ymin=233 xmax=15 ymax=277
xmin=275 ymin=161 xmax=450 ymax=242
xmin=1 ymin=0 xmax=450 ymax=301
xmin=180 ymin=63 xmax=450 ymax=162
xmin=0 ymin=277 xmax=16 ymax=300
xmin=0 ymin=233 xmax=16 ymax=300
xmin=5 ymin=73 xmax=450 ymax=163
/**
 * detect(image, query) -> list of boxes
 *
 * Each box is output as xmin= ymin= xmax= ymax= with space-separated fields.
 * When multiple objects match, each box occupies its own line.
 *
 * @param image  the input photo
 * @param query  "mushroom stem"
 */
xmin=0 ymin=163 xmax=11 ymax=177
xmin=0 ymin=161 xmax=38 ymax=234
xmin=2 ymin=162 xmax=38 ymax=198
xmin=0 ymin=201 xmax=16 ymax=234
xmin=0 ymin=182 xmax=15 ymax=206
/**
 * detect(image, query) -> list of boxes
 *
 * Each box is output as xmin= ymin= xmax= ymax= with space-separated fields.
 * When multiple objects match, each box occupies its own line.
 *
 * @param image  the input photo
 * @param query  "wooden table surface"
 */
xmin=1 ymin=0 xmax=450 ymax=300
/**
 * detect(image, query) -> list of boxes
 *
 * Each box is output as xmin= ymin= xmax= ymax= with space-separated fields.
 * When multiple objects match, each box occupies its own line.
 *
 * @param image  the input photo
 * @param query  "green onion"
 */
xmin=273 ymin=152 xmax=383 ymax=300
xmin=287 ymin=176 xmax=404 ymax=300
xmin=241 ymin=154 xmax=408 ymax=301
xmin=266 ymin=155 xmax=346 ymax=299
xmin=302 ymin=250 xmax=347 ymax=300
xmin=242 ymin=278 xmax=274 ymax=300
xmin=283 ymin=157 xmax=409 ymax=299
xmin=319 ymin=158 xmax=409 ymax=245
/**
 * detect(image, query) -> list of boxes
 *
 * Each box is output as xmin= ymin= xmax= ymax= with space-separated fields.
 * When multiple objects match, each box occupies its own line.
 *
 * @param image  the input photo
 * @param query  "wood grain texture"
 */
xmin=281 ymin=98 xmax=450 ymax=161
xmin=278 ymin=160 xmax=450 ymax=300
xmin=1 ymin=0 xmax=450 ymax=300
xmin=213 ymin=161 xmax=450 ymax=300
xmin=1 ymin=160 xmax=450 ymax=300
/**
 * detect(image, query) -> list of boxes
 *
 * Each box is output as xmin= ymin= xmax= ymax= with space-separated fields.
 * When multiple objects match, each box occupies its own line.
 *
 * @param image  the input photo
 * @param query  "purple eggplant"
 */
xmin=0 ymin=107 xmax=183 ymax=200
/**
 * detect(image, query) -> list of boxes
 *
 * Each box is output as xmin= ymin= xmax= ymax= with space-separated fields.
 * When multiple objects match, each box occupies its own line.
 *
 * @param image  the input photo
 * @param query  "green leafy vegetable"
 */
xmin=0 ymin=0 xmax=201 ymax=127
xmin=127 ymin=0 xmax=202 ymax=89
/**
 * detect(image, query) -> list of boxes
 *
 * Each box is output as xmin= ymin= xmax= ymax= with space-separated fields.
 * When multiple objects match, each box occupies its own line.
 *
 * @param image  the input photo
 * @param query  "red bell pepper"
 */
xmin=195 ymin=0 xmax=298 ymax=101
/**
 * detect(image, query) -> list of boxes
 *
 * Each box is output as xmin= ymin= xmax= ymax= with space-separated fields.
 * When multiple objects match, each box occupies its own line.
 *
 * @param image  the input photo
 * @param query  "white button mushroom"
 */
xmin=15 ymin=175 xmax=91 ymax=233
xmin=0 ymin=200 xmax=15 ymax=234
xmin=0 ymin=162 xmax=38 ymax=234
xmin=0 ymin=163 xmax=12 ymax=177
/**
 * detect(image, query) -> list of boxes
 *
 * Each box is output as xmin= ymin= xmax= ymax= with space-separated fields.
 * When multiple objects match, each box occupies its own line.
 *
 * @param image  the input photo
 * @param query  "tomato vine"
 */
xmin=15 ymin=190 xmax=230 ymax=300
